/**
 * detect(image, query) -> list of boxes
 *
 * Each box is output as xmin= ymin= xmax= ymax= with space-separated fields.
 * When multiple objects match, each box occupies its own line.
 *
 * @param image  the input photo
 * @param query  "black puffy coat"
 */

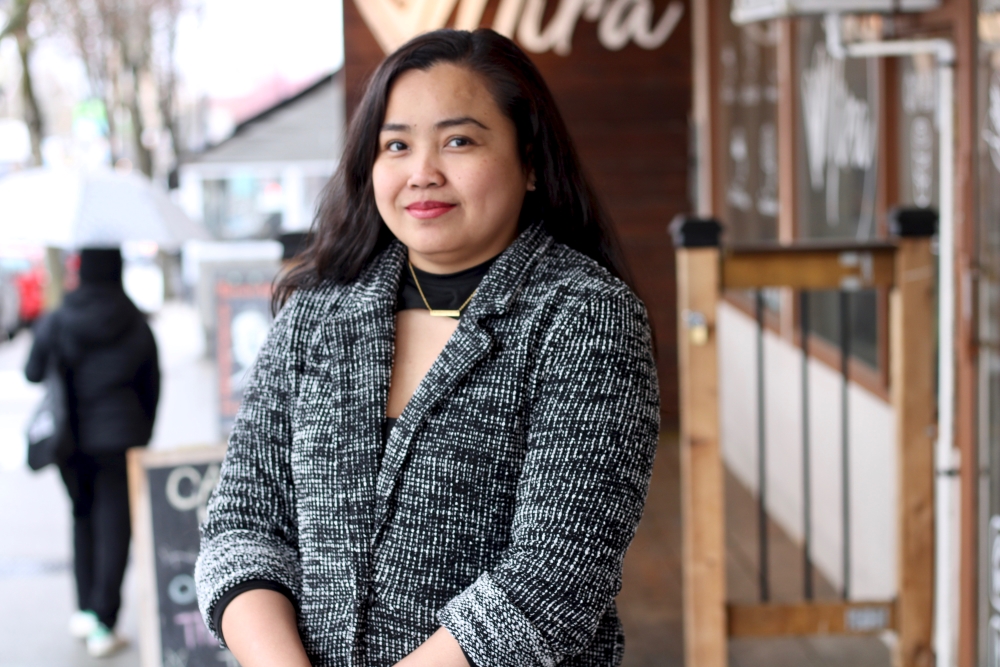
xmin=25 ymin=284 xmax=160 ymax=454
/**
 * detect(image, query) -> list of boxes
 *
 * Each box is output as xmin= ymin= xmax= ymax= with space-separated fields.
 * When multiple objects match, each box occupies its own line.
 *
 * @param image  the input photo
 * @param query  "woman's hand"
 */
xmin=221 ymin=589 xmax=312 ymax=667
xmin=394 ymin=627 xmax=470 ymax=667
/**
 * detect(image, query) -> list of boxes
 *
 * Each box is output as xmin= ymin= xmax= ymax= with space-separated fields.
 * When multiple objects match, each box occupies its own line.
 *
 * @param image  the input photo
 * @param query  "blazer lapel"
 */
xmin=373 ymin=223 xmax=554 ymax=532
xmin=374 ymin=317 xmax=494 ymax=510
xmin=319 ymin=244 xmax=403 ymax=550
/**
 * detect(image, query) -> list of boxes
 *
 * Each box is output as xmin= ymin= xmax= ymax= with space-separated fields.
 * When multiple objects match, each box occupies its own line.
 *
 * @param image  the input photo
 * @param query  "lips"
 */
xmin=405 ymin=200 xmax=456 ymax=219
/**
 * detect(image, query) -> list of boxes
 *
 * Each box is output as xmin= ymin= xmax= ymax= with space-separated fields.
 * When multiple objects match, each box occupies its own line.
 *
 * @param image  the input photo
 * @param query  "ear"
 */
xmin=526 ymin=170 xmax=537 ymax=192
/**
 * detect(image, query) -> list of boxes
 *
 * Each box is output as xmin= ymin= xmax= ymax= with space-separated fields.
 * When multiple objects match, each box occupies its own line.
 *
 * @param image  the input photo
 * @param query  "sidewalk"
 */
xmin=0 ymin=301 xmax=218 ymax=667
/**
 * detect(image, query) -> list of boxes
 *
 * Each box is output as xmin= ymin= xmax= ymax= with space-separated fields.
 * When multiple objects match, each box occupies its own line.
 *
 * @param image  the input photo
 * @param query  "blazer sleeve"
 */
xmin=195 ymin=297 xmax=303 ymax=641
xmin=438 ymin=287 xmax=661 ymax=666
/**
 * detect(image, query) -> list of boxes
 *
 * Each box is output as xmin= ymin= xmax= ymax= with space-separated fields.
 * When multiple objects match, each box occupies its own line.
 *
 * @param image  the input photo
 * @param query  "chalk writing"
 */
xmin=983 ymin=75 xmax=1000 ymax=173
xmin=727 ymin=127 xmax=752 ymax=212
xmin=800 ymin=41 xmax=876 ymax=227
xmin=902 ymin=60 xmax=936 ymax=207
xmin=158 ymin=546 xmax=199 ymax=568
xmin=757 ymin=122 xmax=778 ymax=217
xmin=168 ymin=574 xmax=198 ymax=605
xmin=801 ymin=44 xmax=876 ymax=190
xmin=164 ymin=648 xmax=189 ymax=667
xmin=174 ymin=611 xmax=218 ymax=650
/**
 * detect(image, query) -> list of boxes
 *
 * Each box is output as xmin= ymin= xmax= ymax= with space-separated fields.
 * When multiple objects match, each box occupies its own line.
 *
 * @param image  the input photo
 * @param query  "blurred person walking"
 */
xmin=25 ymin=248 xmax=160 ymax=658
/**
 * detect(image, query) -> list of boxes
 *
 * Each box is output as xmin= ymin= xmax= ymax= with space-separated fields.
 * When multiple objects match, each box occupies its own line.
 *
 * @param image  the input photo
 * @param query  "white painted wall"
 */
xmin=718 ymin=301 xmax=897 ymax=600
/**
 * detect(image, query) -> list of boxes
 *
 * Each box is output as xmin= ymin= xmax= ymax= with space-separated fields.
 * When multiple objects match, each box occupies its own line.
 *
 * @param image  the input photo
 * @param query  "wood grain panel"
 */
xmin=676 ymin=246 xmax=727 ymax=667
xmin=721 ymin=246 xmax=897 ymax=291
xmin=727 ymin=600 xmax=897 ymax=638
xmin=891 ymin=236 xmax=936 ymax=667
xmin=344 ymin=0 xmax=692 ymax=424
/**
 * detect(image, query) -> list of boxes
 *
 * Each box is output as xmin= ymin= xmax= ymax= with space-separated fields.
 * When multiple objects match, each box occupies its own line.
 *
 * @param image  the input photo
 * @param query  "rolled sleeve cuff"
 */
xmin=195 ymin=530 xmax=301 ymax=641
xmin=438 ymin=573 xmax=558 ymax=667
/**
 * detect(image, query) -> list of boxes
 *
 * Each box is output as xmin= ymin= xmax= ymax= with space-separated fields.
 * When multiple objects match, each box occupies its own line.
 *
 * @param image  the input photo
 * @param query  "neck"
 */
xmin=405 ymin=233 xmax=518 ymax=274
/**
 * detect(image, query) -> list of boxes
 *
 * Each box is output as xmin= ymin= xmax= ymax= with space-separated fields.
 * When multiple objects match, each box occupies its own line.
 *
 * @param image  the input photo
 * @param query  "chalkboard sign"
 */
xmin=127 ymin=446 xmax=234 ymax=667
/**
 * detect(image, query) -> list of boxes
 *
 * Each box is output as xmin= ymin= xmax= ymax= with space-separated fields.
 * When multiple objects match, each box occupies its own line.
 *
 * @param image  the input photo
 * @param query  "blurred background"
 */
xmin=1 ymin=0 xmax=997 ymax=666
xmin=0 ymin=0 xmax=345 ymax=664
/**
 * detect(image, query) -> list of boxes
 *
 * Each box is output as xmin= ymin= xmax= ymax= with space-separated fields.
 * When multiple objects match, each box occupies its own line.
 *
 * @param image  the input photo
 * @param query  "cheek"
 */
xmin=371 ymin=163 xmax=399 ymax=209
xmin=464 ymin=159 xmax=523 ymax=206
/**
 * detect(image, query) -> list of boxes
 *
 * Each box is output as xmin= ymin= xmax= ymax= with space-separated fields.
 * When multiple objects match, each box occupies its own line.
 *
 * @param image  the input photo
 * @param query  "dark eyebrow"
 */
xmin=436 ymin=116 xmax=489 ymax=130
xmin=379 ymin=117 xmax=489 ymax=133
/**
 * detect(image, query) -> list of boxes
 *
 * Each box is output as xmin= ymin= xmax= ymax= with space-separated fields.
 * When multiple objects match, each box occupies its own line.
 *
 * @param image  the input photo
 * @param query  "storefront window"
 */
xmin=796 ymin=16 xmax=881 ymax=370
xmin=202 ymin=175 xmax=284 ymax=239
xmin=899 ymin=54 xmax=938 ymax=209
xmin=796 ymin=16 xmax=880 ymax=241
xmin=718 ymin=17 xmax=779 ymax=244
xmin=976 ymin=10 xmax=1000 ymax=660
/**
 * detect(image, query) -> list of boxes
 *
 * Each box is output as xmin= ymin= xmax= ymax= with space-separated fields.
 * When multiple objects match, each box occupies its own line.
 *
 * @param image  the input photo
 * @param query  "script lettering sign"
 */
xmin=353 ymin=0 xmax=684 ymax=54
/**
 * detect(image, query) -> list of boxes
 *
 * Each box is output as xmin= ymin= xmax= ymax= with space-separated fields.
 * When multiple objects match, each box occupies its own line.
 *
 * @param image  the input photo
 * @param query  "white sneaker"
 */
xmin=86 ymin=623 xmax=127 ymax=658
xmin=69 ymin=610 xmax=98 ymax=639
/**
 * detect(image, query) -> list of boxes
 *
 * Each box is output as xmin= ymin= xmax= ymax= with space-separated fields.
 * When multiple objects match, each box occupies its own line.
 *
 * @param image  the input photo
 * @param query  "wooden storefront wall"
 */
xmin=344 ymin=0 xmax=692 ymax=424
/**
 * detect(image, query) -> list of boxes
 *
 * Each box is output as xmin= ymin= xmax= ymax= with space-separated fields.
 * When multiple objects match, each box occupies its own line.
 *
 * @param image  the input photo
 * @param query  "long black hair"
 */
xmin=274 ymin=28 xmax=632 ymax=309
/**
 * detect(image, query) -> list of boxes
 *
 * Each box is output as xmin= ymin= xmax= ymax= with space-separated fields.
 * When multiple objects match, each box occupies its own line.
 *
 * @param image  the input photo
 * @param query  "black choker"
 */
xmin=398 ymin=256 xmax=498 ymax=318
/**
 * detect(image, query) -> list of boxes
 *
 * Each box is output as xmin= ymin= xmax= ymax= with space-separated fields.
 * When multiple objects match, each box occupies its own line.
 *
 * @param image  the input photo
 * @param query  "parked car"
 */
xmin=0 ymin=247 xmax=45 ymax=339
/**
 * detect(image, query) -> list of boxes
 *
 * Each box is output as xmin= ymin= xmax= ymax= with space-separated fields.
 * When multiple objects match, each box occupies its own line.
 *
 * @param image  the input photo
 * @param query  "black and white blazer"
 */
xmin=195 ymin=222 xmax=660 ymax=667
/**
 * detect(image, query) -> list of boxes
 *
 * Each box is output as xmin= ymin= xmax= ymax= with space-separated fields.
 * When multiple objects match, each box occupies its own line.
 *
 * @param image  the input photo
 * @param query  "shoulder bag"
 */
xmin=25 ymin=330 xmax=75 ymax=470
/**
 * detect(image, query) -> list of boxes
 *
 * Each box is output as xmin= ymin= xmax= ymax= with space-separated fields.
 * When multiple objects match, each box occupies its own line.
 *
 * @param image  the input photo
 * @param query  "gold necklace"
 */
xmin=408 ymin=261 xmax=477 ymax=318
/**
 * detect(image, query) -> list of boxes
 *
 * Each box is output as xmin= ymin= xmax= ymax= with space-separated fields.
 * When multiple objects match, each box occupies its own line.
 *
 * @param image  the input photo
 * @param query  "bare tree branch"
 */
xmin=1 ymin=0 xmax=45 ymax=166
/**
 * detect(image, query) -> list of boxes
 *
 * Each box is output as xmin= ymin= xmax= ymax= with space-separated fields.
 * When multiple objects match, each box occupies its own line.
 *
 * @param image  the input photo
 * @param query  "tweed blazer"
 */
xmin=195 ymin=223 xmax=660 ymax=667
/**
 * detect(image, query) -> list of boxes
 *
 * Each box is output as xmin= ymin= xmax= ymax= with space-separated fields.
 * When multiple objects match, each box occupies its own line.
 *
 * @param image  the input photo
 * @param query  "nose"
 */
xmin=406 ymin=149 xmax=444 ymax=189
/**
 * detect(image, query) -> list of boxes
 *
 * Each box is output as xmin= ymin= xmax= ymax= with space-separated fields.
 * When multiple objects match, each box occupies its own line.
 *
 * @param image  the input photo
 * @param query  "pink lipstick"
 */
xmin=406 ymin=200 xmax=456 ymax=219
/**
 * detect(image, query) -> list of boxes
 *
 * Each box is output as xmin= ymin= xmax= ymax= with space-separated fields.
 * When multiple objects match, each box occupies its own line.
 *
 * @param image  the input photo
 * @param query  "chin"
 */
xmin=399 ymin=225 xmax=465 ymax=254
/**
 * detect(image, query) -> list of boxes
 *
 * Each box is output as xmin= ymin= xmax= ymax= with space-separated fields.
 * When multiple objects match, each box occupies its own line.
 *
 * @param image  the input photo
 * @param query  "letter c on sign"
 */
xmin=166 ymin=466 xmax=203 ymax=512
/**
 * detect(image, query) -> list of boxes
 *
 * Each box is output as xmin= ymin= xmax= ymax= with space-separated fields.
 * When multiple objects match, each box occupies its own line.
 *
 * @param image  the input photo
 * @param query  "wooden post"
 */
xmin=671 ymin=216 xmax=727 ymax=667
xmin=889 ymin=209 xmax=937 ymax=667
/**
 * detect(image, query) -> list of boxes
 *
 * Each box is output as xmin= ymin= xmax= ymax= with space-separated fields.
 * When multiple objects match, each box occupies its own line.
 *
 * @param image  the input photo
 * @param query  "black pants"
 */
xmin=58 ymin=450 xmax=131 ymax=629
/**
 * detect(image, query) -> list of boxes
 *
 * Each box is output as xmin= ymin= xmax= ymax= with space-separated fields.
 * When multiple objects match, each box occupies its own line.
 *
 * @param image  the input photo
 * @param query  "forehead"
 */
xmin=383 ymin=64 xmax=501 ymax=126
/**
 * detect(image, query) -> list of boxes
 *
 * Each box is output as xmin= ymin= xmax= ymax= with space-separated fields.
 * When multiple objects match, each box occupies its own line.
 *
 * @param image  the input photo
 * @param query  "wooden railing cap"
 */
xmin=669 ymin=214 xmax=723 ymax=249
xmin=889 ymin=207 xmax=938 ymax=238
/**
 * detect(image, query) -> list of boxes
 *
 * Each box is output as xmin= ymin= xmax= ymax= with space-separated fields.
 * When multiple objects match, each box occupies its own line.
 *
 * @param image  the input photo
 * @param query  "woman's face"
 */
xmin=373 ymin=63 xmax=533 ymax=273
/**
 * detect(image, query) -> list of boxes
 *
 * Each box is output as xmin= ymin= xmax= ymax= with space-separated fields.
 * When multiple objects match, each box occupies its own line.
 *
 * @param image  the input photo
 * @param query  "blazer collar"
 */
xmin=316 ymin=223 xmax=554 ymax=541
xmin=331 ymin=220 xmax=554 ymax=320
xmin=462 ymin=221 xmax=553 ymax=321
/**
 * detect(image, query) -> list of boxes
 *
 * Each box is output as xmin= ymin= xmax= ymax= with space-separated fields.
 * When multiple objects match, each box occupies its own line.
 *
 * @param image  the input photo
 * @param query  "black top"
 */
xmin=398 ymin=256 xmax=497 ymax=316
xmin=25 ymin=283 xmax=160 ymax=454
xmin=213 ymin=255 xmax=500 ymax=665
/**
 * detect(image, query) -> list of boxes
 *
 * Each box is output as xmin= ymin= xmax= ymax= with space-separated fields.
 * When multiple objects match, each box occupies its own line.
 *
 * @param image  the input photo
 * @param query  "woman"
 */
xmin=26 ymin=247 xmax=160 ymax=658
xmin=196 ymin=29 xmax=659 ymax=667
